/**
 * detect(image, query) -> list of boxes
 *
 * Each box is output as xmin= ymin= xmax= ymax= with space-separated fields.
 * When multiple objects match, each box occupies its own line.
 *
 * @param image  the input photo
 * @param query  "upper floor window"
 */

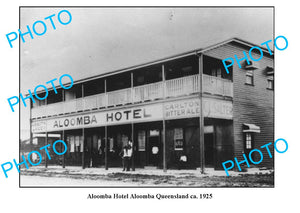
xmin=245 ymin=70 xmax=254 ymax=85
xmin=133 ymin=65 xmax=162 ymax=86
xmin=47 ymin=89 xmax=63 ymax=104
xmin=267 ymin=77 xmax=274 ymax=90
xmin=31 ymin=98 xmax=46 ymax=108
xmin=84 ymin=78 xmax=104 ymax=97
xmin=211 ymin=68 xmax=222 ymax=78
xmin=203 ymin=55 xmax=232 ymax=80
xmin=165 ymin=55 xmax=198 ymax=80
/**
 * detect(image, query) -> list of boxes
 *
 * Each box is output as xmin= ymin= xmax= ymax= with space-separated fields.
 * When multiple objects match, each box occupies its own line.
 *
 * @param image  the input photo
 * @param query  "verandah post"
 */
xmin=198 ymin=54 xmax=205 ymax=174
xmin=162 ymin=64 xmax=167 ymax=172
xmin=105 ymin=125 xmax=108 ymax=170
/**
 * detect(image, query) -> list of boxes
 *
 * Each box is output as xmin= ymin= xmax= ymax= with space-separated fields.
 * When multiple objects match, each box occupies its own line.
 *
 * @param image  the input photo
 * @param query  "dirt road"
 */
xmin=20 ymin=169 xmax=274 ymax=187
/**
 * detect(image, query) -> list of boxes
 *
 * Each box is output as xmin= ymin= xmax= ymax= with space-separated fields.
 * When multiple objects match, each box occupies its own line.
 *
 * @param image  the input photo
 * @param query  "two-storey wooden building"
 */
xmin=28 ymin=38 xmax=274 ymax=171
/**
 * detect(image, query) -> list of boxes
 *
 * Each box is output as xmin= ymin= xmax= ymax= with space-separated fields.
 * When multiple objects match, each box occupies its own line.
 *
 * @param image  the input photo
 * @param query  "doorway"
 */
xmin=204 ymin=133 xmax=214 ymax=167
xmin=147 ymin=129 xmax=161 ymax=166
xmin=85 ymin=134 xmax=103 ymax=168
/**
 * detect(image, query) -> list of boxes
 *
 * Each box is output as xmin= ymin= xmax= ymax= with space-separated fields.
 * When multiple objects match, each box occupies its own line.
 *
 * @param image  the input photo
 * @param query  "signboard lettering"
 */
xmin=32 ymin=103 xmax=163 ymax=133
xmin=53 ymin=115 xmax=97 ymax=128
xmin=31 ymin=98 xmax=232 ymax=133
xmin=165 ymin=98 xmax=233 ymax=120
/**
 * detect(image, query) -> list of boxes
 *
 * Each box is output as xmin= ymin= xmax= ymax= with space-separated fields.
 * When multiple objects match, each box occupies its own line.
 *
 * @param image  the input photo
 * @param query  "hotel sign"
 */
xmin=32 ymin=103 xmax=163 ymax=133
xmin=165 ymin=99 xmax=200 ymax=119
xmin=164 ymin=98 xmax=232 ymax=120
xmin=203 ymin=98 xmax=233 ymax=120
xmin=32 ymin=120 xmax=47 ymax=133
xmin=32 ymin=98 xmax=232 ymax=133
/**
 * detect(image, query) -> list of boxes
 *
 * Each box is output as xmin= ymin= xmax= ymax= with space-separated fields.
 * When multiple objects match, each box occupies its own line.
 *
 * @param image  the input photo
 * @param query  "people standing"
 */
xmin=120 ymin=141 xmax=133 ymax=171
xmin=127 ymin=141 xmax=133 ymax=171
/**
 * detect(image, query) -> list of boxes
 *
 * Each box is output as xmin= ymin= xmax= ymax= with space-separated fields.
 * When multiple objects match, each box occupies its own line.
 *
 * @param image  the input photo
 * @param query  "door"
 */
xmin=91 ymin=134 xmax=100 ymax=167
xmin=147 ymin=129 xmax=161 ymax=166
xmin=47 ymin=136 xmax=61 ymax=165
xmin=85 ymin=134 xmax=101 ymax=168
xmin=85 ymin=136 xmax=92 ymax=167
xmin=204 ymin=133 xmax=214 ymax=167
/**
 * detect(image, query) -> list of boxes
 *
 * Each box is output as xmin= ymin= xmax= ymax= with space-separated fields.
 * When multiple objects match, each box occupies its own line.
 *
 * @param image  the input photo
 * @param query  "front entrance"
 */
xmin=204 ymin=133 xmax=214 ymax=167
xmin=85 ymin=134 xmax=104 ymax=168
xmin=147 ymin=129 xmax=161 ymax=167
xmin=84 ymin=127 xmax=105 ymax=168
xmin=47 ymin=135 xmax=62 ymax=166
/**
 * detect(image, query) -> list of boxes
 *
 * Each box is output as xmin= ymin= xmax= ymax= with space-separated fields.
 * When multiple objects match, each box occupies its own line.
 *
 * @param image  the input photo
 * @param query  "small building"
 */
xmin=27 ymin=38 xmax=274 ymax=171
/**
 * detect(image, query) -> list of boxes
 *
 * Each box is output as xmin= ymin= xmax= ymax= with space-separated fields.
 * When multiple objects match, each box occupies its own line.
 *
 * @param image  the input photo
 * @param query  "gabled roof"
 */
xmin=75 ymin=37 xmax=274 ymax=83
xmin=198 ymin=37 xmax=274 ymax=57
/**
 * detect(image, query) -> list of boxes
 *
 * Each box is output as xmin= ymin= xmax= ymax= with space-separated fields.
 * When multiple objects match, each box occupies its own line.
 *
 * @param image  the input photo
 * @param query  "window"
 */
xmin=32 ymin=98 xmax=46 ymax=108
xmin=67 ymin=135 xmax=84 ymax=154
xmin=109 ymin=138 xmax=114 ymax=152
xmin=47 ymin=89 xmax=63 ymax=104
xmin=121 ymin=134 xmax=129 ymax=147
xmin=245 ymin=71 xmax=254 ymax=85
xmin=84 ymin=79 xmax=104 ymax=97
xmin=267 ymin=77 xmax=274 ymax=90
xmin=216 ymin=68 xmax=222 ymax=78
xmin=165 ymin=55 xmax=198 ymax=80
xmin=244 ymin=132 xmax=254 ymax=157
xmin=211 ymin=68 xmax=222 ymax=78
xmin=174 ymin=128 xmax=184 ymax=150
xmin=245 ymin=133 xmax=252 ymax=149
xmin=138 ymin=130 xmax=146 ymax=151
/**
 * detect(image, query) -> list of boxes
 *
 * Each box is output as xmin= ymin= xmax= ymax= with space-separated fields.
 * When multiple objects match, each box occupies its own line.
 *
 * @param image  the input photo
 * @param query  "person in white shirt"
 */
xmin=120 ymin=141 xmax=133 ymax=171
xmin=179 ymin=152 xmax=188 ymax=170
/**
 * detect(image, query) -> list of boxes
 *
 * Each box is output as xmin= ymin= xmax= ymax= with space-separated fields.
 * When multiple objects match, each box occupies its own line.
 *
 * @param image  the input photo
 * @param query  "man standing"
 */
xmin=120 ymin=141 xmax=133 ymax=171
xmin=126 ymin=141 xmax=133 ymax=171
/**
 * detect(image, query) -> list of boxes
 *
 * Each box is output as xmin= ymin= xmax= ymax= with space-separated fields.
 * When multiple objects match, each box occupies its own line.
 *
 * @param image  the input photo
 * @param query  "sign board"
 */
xmin=203 ymin=98 xmax=233 ymax=120
xmin=32 ymin=103 xmax=163 ymax=133
xmin=164 ymin=98 xmax=233 ymax=120
xmin=32 ymin=121 xmax=47 ymax=133
xmin=32 ymin=98 xmax=232 ymax=133
xmin=165 ymin=99 xmax=200 ymax=119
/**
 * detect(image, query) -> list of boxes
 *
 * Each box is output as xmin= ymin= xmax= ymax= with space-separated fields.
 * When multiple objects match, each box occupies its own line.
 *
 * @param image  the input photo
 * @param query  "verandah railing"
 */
xmin=32 ymin=74 xmax=233 ymax=118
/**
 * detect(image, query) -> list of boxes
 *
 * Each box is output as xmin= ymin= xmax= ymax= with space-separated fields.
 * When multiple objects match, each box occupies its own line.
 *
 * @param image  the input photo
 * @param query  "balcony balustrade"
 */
xmin=133 ymin=81 xmax=163 ymax=102
xmin=32 ymin=74 xmax=233 ymax=118
xmin=203 ymin=75 xmax=233 ymax=97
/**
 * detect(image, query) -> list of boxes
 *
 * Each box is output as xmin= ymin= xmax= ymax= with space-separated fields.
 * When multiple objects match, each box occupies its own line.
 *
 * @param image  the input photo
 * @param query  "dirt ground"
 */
xmin=20 ymin=169 xmax=274 ymax=187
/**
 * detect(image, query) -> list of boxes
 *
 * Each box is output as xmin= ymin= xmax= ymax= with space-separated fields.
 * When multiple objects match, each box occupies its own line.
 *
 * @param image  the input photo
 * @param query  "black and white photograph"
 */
xmin=1 ymin=0 xmax=300 ymax=212
xmin=19 ymin=7 xmax=274 ymax=187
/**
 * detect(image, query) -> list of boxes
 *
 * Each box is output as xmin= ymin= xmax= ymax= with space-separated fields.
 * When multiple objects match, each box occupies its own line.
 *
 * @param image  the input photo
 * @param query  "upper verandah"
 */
xmin=30 ymin=37 xmax=274 ymax=117
xmin=31 ymin=37 xmax=274 ymax=95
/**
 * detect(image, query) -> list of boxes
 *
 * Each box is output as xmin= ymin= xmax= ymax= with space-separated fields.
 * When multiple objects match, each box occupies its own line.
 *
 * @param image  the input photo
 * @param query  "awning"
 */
xmin=243 ymin=123 xmax=261 ymax=133
xmin=266 ymin=66 xmax=274 ymax=75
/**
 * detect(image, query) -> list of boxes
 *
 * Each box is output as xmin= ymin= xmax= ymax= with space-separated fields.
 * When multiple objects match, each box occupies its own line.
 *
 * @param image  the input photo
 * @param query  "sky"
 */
xmin=20 ymin=7 xmax=274 ymax=139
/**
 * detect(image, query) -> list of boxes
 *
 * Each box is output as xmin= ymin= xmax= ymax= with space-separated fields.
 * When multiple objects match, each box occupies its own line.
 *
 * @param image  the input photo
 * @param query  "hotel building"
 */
xmin=28 ymin=38 xmax=274 ymax=172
